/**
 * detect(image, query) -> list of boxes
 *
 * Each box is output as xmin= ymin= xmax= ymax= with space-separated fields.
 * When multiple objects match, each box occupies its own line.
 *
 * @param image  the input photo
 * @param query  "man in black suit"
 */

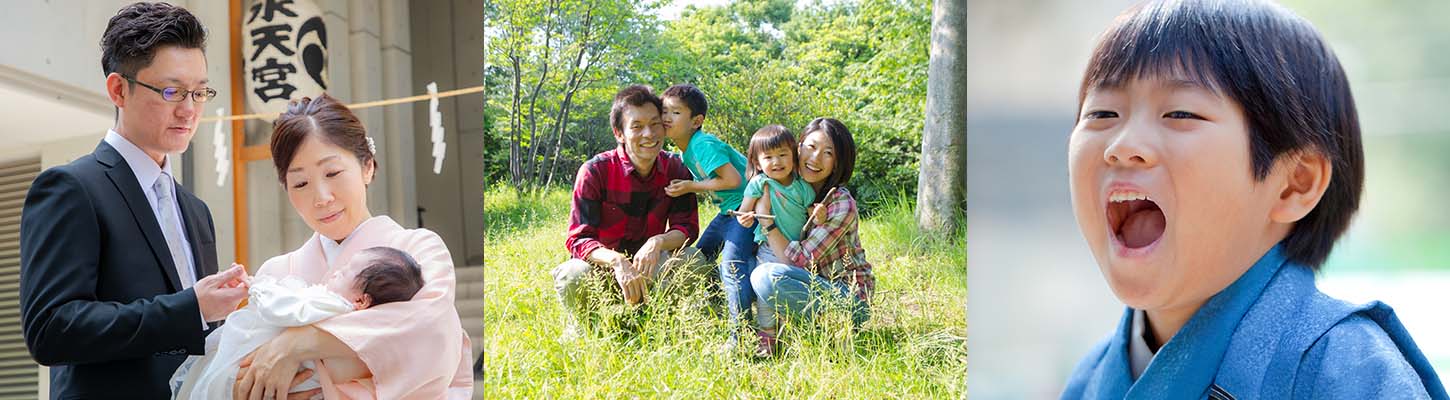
xmin=18 ymin=3 xmax=251 ymax=398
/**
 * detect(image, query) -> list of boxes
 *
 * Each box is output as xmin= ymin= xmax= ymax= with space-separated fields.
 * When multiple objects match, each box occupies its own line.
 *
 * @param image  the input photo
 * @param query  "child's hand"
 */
xmin=736 ymin=211 xmax=755 ymax=228
xmin=664 ymin=179 xmax=692 ymax=197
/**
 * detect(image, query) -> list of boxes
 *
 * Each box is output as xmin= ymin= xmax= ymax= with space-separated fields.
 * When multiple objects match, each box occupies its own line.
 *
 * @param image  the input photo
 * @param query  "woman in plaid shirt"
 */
xmin=746 ymin=118 xmax=875 ymax=357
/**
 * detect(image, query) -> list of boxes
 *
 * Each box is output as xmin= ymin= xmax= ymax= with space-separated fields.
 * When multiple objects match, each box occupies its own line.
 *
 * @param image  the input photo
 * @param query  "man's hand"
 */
xmin=664 ymin=179 xmax=694 ymax=197
xmin=198 ymin=264 xmax=250 ymax=322
xmin=611 ymin=254 xmax=644 ymax=305
xmin=634 ymin=236 xmax=664 ymax=281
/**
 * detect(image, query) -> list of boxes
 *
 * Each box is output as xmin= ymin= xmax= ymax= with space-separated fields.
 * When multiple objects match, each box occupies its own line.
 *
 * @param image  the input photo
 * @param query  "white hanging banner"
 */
xmin=428 ymin=82 xmax=446 ymax=174
xmin=243 ymin=0 xmax=329 ymax=121
xmin=213 ymin=108 xmax=230 ymax=187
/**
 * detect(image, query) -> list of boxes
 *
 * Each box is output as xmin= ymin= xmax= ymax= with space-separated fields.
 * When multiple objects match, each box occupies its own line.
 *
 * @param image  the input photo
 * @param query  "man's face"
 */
xmin=614 ymin=102 xmax=664 ymax=172
xmin=1068 ymin=75 xmax=1286 ymax=317
xmin=661 ymin=96 xmax=699 ymax=143
xmin=111 ymin=45 xmax=208 ymax=163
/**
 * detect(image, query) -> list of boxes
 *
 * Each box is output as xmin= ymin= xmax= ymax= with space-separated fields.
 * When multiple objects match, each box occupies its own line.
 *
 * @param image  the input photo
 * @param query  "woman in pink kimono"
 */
xmin=231 ymin=94 xmax=473 ymax=399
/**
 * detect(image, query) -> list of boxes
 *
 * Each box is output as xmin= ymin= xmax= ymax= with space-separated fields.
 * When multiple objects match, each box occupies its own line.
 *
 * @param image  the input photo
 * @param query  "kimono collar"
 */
xmin=308 ymin=216 xmax=402 ymax=271
xmin=1123 ymin=244 xmax=1288 ymax=398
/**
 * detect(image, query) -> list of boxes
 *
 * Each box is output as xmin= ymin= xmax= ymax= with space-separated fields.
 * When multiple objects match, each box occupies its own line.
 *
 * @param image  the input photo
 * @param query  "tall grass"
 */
xmin=482 ymin=185 xmax=966 ymax=399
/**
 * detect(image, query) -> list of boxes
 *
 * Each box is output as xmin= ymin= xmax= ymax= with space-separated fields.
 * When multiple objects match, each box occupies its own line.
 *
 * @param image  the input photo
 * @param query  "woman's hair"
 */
xmin=1078 ymin=0 xmax=1362 ymax=269
xmin=800 ymin=118 xmax=857 ymax=203
xmin=100 ymin=2 xmax=206 ymax=79
xmin=354 ymin=247 xmax=424 ymax=307
xmin=745 ymin=125 xmax=798 ymax=179
xmin=270 ymin=93 xmax=377 ymax=184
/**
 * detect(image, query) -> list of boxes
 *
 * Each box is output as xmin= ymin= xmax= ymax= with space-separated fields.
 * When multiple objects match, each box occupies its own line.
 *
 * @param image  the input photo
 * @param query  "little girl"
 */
xmin=736 ymin=125 xmax=817 ymax=269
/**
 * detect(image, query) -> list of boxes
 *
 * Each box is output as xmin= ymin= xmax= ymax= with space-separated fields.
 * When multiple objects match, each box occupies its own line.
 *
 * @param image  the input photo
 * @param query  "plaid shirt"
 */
xmin=783 ymin=187 xmax=875 ymax=303
xmin=566 ymin=146 xmax=699 ymax=260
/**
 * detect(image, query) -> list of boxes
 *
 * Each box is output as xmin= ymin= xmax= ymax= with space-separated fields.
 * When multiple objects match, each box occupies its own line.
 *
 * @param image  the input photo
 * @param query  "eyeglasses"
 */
xmin=122 ymin=75 xmax=218 ymax=103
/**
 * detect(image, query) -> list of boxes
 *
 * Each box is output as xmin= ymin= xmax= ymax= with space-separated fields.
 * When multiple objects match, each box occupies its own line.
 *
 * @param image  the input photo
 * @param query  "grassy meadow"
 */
xmin=481 ymin=186 xmax=966 ymax=398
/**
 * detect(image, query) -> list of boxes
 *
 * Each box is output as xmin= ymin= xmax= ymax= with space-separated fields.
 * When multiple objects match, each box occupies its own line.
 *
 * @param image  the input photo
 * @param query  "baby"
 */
xmin=173 ymin=246 xmax=425 ymax=399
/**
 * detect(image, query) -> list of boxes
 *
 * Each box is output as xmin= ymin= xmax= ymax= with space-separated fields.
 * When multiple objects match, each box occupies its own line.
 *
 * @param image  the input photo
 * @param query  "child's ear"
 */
xmin=1269 ymin=151 xmax=1332 ymax=224
xmin=691 ymin=114 xmax=704 ymax=131
xmin=355 ymin=294 xmax=372 ymax=310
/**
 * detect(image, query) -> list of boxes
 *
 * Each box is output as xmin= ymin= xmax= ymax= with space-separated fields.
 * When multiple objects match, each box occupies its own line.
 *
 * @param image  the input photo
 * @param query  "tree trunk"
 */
xmin=916 ymin=0 xmax=966 ymax=234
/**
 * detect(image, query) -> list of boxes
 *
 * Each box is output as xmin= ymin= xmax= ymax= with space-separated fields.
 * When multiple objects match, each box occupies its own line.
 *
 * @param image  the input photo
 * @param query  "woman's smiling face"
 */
xmin=284 ymin=133 xmax=375 ymax=242
xmin=1069 ymin=75 xmax=1287 ymax=316
xmin=798 ymin=129 xmax=836 ymax=185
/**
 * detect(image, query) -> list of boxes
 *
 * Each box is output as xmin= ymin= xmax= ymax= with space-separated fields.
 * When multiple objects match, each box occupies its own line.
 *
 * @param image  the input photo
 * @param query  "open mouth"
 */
xmin=1107 ymin=190 xmax=1165 ymax=250
xmin=804 ymin=163 xmax=822 ymax=173
xmin=638 ymin=140 xmax=659 ymax=149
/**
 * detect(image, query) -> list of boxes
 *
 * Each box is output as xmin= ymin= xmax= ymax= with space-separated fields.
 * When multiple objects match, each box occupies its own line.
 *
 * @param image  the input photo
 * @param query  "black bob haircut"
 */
xmin=1077 ymin=0 xmax=1363 ymax=269
xmin=101 ymin=2 xmax=207 ymax=81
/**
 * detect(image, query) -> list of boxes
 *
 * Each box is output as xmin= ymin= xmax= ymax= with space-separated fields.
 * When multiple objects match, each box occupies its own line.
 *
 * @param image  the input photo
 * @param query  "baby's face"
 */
xmin=1068 ymin=75 xmax=1287 ymax=314
xmin=327 ymin=253 xmax=374 ymax=308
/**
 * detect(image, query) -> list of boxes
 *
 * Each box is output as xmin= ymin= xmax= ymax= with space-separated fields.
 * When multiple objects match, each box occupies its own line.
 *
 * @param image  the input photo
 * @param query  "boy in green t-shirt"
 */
xmin=660 ymin=84 xmax=757 ymax=351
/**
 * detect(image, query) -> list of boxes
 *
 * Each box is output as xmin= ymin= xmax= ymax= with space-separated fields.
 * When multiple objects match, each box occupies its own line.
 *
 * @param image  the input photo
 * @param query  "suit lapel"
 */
xmin=96 ymin=141 xmax=183 ymax=292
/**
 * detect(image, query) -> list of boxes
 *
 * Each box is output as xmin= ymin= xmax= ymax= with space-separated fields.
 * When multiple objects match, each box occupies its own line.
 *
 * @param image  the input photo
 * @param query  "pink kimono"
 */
xmin=256 ymin=216 xmax=473 ymax=399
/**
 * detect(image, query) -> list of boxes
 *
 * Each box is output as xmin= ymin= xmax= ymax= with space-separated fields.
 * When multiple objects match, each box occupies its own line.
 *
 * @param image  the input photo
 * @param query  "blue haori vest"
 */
xmin=1061 ymin=244 xmax=1447 ymax=400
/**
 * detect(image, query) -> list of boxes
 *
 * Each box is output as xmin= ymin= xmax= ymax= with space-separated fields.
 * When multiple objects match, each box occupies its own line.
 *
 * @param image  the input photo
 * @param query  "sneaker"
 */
xmin=753 ymin=328 xmax=778 ymax=358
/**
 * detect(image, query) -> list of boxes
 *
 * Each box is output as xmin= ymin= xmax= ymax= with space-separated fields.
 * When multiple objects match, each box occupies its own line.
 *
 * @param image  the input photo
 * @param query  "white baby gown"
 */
xmin=171 ymin=275 xmax=354 ymax=399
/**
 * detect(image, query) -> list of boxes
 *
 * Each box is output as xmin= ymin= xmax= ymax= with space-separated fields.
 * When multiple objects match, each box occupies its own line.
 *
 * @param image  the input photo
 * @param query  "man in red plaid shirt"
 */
xmin=552 ymin=85 xmax=708 ymax=329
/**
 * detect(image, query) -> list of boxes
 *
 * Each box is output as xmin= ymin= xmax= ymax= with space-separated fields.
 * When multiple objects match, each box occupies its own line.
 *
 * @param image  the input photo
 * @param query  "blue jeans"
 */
xmin=695 ymin=213 xmax=758 ymax=330
xmin=751 ymin=262 xmax=870 ymax=329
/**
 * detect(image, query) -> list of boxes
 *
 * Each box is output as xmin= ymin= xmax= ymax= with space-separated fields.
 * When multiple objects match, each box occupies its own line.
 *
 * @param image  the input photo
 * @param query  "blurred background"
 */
xmin=967 ymin=0 xmax=1450 ymax=398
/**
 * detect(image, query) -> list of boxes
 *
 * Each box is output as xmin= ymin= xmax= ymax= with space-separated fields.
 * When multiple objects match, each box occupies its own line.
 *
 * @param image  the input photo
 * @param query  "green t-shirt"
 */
xmin=743 ymin=173 xmax=816 ymax=243
xmin=681 ymin=130 xmax=748 ymax=215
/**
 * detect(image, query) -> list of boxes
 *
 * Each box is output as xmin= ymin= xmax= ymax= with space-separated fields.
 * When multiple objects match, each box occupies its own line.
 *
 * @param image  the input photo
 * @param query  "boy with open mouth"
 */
xmin=1061 ymin=0 xmax=1447 ymax=398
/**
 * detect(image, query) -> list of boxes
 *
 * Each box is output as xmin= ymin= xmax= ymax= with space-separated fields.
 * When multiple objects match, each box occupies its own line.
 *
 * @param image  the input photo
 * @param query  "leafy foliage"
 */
xmin=486 ymin=0 xmax=931 ymax=211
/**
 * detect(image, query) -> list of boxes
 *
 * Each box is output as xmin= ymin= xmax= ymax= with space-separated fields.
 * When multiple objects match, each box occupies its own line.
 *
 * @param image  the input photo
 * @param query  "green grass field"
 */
xmin=481 ymin=186 xmax=966 ymax=399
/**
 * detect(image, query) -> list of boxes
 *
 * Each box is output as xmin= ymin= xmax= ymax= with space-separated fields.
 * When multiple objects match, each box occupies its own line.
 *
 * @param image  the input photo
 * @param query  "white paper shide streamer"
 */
xmin=428 ymin=82 xmax=446 ymax=174
xmin=213 ymin=108 xmax=229 ymax=187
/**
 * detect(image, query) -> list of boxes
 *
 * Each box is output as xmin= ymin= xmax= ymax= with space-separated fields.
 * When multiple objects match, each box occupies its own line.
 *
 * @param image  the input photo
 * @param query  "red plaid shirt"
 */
xmin=566 ymin=146 xmax=699 ymax=260
xmin=783 ymin=188 xmax=875 ymax=302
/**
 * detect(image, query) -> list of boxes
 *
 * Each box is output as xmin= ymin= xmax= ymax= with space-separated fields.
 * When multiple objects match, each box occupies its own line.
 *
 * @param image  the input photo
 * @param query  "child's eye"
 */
xmin=292 ymin=181 xmax=308 ymax=189
xmin=1163 ymin=110 xmax=1205 ymax=120
xmin=326 ymin=171 xmax=342 ymax=178
xmin=1082 ymin=110 xmax=1119 ymax=120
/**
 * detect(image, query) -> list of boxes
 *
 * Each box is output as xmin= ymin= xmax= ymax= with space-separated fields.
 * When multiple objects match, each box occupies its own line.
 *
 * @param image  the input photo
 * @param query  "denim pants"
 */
xmin=751 ymin=261 xmax=870 ymax=329
xmin=695 ymin=213 xmax=758 ymax=330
